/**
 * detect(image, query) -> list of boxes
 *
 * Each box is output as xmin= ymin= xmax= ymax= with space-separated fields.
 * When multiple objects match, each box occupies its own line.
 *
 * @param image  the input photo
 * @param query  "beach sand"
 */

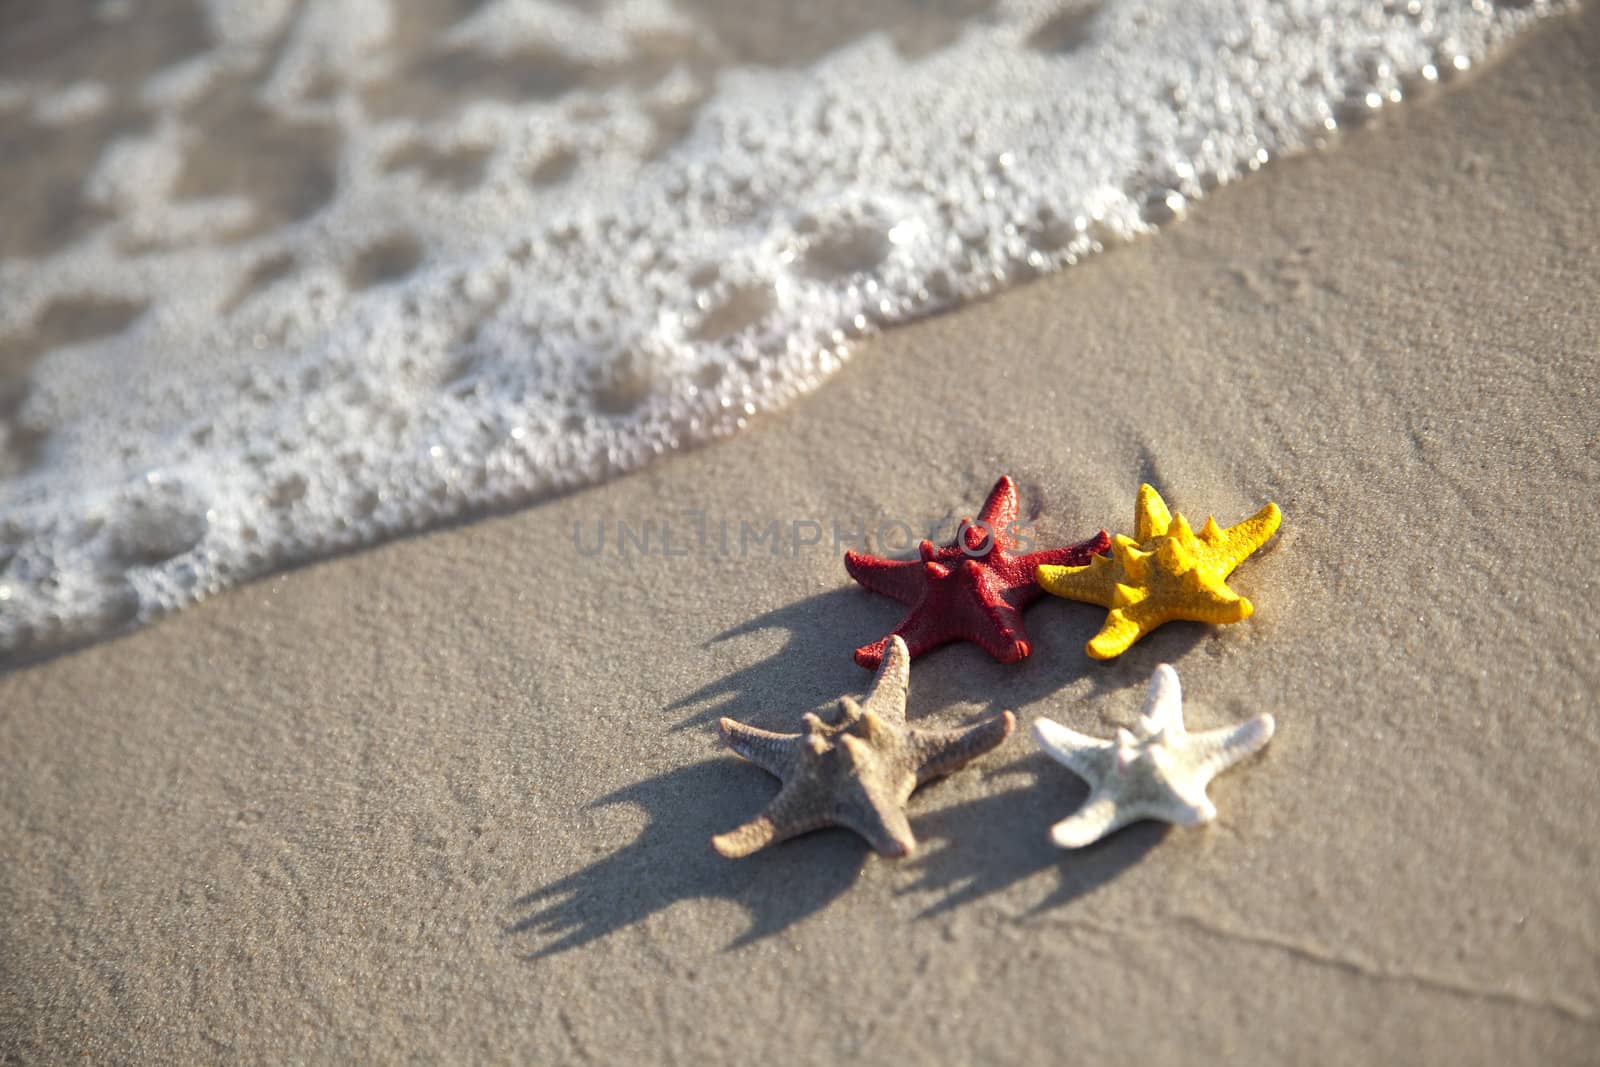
xmin=3 ymin=7 xmax=1598 ymax=1064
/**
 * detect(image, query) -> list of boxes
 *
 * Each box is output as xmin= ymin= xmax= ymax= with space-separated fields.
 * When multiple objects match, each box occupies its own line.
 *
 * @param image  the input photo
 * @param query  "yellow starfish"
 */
xmin=1036 ymin=484 xmax=1281 ymax=660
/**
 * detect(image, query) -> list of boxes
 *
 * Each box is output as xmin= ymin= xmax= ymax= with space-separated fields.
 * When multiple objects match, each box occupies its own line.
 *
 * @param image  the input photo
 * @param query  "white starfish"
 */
xmin=1031 ymin=663 xmax=1274 ymax=848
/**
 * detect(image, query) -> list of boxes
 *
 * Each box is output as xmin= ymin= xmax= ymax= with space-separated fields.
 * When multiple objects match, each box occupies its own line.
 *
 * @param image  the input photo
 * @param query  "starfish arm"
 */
xmin=718 ymin=718 xmax=798 ymax=778
xmin=1134 ymin=483 xmax=1173 ymax=542
xmin=860 ymin=635 xmax=911 ymax=724
xmin=974 ymin=475 xmax=1020 ymax=534
xmin=710 ymin=783 xmax=827 ymax=858
xmin=909 ymin=710 xmax=1015 ymax=786
xmin=1216 ymin=502 xmax=1282 ymax=575
xmin=1084 ymin=605 xmax=1153 ymax=660
xmin=711 ymin=813 xmax=784 ymax=858
xmin=1174 ymin=577 xmax=1254 ymax=625
xmin=835 ymin=787 xmax=918 ymax=858
xmin=1016 ymin=529 xmax=1113 ymax=573
xmin=1187 ymin=714 xmax=1275 ymax=781
xmin=844 ymin=551 xmax=927 ymax=605
xmin=1144 ymin=787 xmax=1217 ymax=827
xmin=852 ymin=634 xmax=893 ymax=670
xmin=1035 ymin=557 xmax=1118 ymax=607
xmin=853 ymin=614 xmax=958 ymax=669
xmin=1048 ymin=791 xmax=1131 ymax=849
xmin=1031 ymin=717 xmax=1113 ymax=781
xmin=967 ymin=590 xmax=1032 ymax=663
xmin=1138 ymin=664 xmax=1185 ymax=735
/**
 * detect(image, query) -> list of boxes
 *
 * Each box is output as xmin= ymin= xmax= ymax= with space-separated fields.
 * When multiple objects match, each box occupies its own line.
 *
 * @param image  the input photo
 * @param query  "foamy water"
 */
xmin=0 ymin=0 xmax=1566 ymax=656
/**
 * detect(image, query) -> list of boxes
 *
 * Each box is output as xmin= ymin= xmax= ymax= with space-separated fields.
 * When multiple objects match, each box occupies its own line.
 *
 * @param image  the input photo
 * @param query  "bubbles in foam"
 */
xmin=0 ymin=0 xmax=1570 ymax=657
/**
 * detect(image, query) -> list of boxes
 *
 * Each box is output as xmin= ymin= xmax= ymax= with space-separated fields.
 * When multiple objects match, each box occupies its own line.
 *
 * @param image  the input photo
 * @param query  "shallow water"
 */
xmin=0 ymin=0 xmax=1567 ymax=656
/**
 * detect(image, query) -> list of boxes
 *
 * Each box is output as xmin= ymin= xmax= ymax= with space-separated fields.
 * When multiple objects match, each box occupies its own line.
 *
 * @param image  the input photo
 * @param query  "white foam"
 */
xmin=31 ymin=80 xmax=110 ymax=125
xmin=0 ymin=0 xmax=1568 ymax=656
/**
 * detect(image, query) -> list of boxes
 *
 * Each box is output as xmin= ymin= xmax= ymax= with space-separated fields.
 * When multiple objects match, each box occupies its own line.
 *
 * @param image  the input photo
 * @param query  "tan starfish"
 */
xmin=712 ymin=636 xmax=1015 ymax=859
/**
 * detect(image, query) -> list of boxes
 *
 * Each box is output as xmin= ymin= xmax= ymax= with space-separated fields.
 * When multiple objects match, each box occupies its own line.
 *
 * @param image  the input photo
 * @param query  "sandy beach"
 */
xmin=3 ymin=6 xmax=1599 ymax=1064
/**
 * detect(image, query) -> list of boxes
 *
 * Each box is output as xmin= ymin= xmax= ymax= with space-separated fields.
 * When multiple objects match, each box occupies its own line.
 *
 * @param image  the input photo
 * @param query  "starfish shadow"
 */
xmin=666 ymin=586 xmax=1212 ymax=733
xmin=897 ymin=598 xmax=1212 ymax=721
xmin=1134 ymin=443 xmax=1168 ymax=498
xmin=506 ymin=759 xmax=866 ymax=957
xmin=665 ymin=585 xmax=905 ymax=732
xmin=900 ymin=753 xmax=1166 ymax=917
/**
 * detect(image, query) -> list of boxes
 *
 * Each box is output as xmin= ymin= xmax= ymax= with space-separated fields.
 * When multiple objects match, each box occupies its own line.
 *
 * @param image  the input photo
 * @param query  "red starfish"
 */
xmin=845 ymin=476 xmax=1110 ymax=668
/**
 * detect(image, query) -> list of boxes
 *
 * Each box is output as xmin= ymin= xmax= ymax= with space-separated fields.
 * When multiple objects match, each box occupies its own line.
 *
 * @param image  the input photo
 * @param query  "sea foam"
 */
xmin=0 ymin=0 xmax=1567 ymax=656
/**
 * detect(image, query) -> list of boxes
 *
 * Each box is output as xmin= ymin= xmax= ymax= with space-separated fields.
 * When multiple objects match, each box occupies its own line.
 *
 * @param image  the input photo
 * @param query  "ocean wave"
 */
xmin=0 ymin=0 xmax=1567 ymax=656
